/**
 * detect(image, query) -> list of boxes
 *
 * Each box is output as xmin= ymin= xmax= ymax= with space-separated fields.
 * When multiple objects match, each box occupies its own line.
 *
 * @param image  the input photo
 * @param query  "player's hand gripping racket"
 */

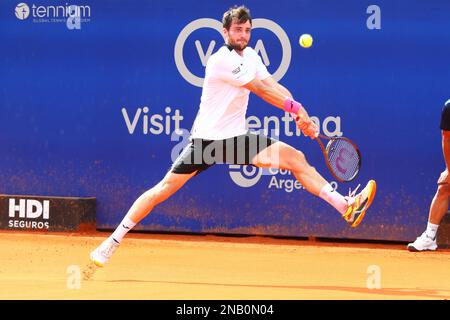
xmin=315 ymin=134 xmax=361 ymax=182
xmin=290 ymin=111 xmax=361 ymax=182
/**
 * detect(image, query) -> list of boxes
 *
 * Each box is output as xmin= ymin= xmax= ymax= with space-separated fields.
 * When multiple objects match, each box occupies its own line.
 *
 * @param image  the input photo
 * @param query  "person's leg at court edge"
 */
xmin=90 ymin=171 xmax=196 ymax=267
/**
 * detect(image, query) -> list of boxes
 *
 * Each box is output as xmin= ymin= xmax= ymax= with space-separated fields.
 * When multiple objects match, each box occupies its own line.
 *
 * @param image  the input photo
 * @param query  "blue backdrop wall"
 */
xmin=1 ymin=0 xmax=449 ymax=241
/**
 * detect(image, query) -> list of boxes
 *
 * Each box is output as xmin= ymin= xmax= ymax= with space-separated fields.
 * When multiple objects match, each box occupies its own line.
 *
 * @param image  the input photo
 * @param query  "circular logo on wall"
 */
xmin=228 ymin=165 xmax=263 ymax=188
xmin=15 ymin=3 xmax=30 ymax=20
xmin=174 ymin=18 xmax=291 ymax=87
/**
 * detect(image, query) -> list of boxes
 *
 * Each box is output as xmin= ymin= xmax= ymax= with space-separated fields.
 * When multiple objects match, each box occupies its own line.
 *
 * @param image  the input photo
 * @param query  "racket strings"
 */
xmin=327 ymin=139 xmax=360 ymax=181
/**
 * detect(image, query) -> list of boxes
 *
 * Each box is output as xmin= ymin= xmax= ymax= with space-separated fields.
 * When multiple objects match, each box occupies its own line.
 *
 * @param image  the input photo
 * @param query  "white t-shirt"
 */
xmin=190 ymin=45 xmax=271 ymax=140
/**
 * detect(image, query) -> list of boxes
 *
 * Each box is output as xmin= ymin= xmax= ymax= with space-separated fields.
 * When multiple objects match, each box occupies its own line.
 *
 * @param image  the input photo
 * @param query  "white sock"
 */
xmin=319 ymin=184 xmax=348 ymax=215
xmin=425 ymin=222 xmax=439 ymax=240
xmin=110 ymin=217 xmax=137 ymax=244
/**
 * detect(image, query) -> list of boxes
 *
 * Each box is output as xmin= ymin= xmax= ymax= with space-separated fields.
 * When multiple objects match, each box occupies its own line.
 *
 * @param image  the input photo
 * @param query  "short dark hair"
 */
xmin=222 ymin=5 xmax=252 ymax=30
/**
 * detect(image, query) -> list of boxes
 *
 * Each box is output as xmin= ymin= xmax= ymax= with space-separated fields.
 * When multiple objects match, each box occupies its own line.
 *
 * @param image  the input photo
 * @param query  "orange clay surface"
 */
xmin=0 ymin=230 xmax=449 ymax=300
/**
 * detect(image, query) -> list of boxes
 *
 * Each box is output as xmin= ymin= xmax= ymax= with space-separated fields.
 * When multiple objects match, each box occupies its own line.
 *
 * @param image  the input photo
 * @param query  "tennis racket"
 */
xmin=315 ymin=134 xmax=361 ymax=182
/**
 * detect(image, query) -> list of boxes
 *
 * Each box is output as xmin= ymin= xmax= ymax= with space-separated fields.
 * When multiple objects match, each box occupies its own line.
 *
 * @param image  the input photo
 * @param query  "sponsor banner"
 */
xmin=14 ymin=2 xmax=91 ymax=29
xmin=0 ymin=195 xmax=96 ymax=232
xmin=2 ymin=0 xmax=450 ymax=240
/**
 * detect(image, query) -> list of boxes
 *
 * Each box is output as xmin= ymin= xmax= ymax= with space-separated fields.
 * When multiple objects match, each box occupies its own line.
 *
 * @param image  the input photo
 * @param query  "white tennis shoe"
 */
xmin=407 ymin=232 xmax=437 ymax=252
xmin=90 ymin=238 xmax=120 ymax=267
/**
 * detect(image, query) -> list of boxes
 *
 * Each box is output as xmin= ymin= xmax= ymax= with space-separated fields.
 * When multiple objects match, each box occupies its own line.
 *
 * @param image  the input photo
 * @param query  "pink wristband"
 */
xmin=283 ymin=98 xmax=301 ymax=114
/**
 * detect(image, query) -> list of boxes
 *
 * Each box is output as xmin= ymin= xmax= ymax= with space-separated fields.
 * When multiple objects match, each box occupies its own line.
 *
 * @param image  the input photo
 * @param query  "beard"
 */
xmin=228 ymin=39 xmax=248 ymax=51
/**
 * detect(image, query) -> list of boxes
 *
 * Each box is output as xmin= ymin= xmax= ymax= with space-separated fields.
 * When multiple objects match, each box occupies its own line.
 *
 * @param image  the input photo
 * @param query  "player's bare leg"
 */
xmin=125 ymin=170 xmax=198 ymax=224
xmin=87 ymin=171 xmax=197 ymax=270
xmin=252 ymin=141 xmax=327 ymax=195
xmin=428 ymin=183 xmax=450 ymax=225
xmin=252 ymin=141 xmax=376 ymax=227
xmin=407 ymin=183 xmax=450 ymax=252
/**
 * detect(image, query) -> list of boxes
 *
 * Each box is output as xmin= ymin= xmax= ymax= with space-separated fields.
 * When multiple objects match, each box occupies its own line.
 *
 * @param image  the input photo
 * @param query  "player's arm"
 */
xmin=243 ymin=77 xmax=307 ymax=121
xmin=242 ymin=77 xmax=318 ymax=138
xmin=437 ymin=130 xmax=450 ymax=184
xmin=261 ymin=76 xmax=293 ymax=100
xmin=443 ymin=130 xmax=450 ymax=170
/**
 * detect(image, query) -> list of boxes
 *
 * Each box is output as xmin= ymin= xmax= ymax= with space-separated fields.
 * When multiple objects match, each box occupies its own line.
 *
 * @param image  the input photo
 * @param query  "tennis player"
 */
xmin=90 ymin=6 xmax=377 ymax=267
xmin=408 ymin=99 xmax=450 ymax=251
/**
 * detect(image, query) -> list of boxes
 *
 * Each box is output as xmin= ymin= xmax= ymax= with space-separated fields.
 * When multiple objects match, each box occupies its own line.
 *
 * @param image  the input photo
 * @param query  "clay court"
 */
xmin=0 ymin=231 xmax=449 ymax=300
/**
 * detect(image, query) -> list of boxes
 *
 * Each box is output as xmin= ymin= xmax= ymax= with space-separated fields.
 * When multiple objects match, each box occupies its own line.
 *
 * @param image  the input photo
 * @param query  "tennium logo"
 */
xmin=15 ymin=3 xmax=30 ymax=20
xmin=15 ymin=2 xmax=91 ymax=29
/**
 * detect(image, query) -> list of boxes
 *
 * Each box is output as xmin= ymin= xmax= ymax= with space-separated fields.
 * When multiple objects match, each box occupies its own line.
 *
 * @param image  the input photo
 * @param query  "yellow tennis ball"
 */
xmin=299 ymin=34 xmax=313 ymax=48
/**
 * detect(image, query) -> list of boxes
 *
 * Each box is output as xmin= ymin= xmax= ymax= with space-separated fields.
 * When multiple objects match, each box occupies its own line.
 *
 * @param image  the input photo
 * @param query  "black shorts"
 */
xmin=170 ymin=131 xmax=278 ymax=175
xmin=440 ymin=99 xmax=450 ymax=131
